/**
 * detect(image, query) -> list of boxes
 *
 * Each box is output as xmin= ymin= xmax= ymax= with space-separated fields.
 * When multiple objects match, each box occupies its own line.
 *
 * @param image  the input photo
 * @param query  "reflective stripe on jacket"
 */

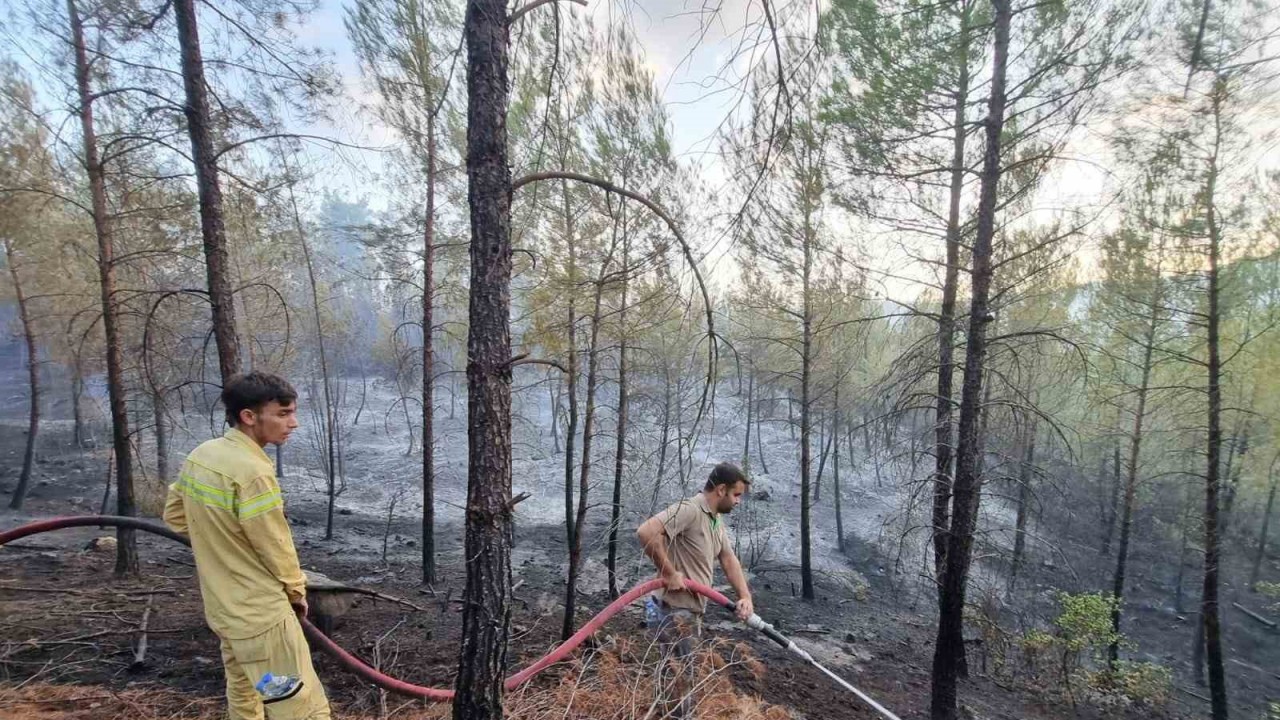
xmin=164 ymin=427 xmax=306 ymax=639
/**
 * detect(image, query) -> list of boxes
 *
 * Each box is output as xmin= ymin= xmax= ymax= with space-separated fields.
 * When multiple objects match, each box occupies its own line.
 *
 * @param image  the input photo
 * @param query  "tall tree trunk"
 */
xmin=1201 ymin=81 xmax=1228 ymax=720
xmin=1101 ymin=442 xmax=1121 ymax=555
xmin=933 ymin=0 xmax=973 ymax=585
xmin=561 ymin=177 xmax=580 ymax=596
xmin=69 ymin=0 xmax=137 ymax=576
xmin=1009 ymin=419 xmax=1037 ymax=589
xmin=565 ymin=266 xmax=608 ymax=639
xmin=1108 ymin=305 xmax=1158 ymax=667
xmin=452 ymin=0 xmax=513 ymax=711
xmin=799 ymin=205 xmax=815 ymax=602
xmin=834 ymin=387 xmax=845 ymax=553
xmin=743 ymin=373 xmax=754 ymax=476
xmin=1176 ymin=489 xmax=1191 ymax=613
xmin=173 ymin=0 xmax=241 ymax=383
xmin=286 ymin=177 xmax=338 ymax=541
xmin=4 ymin=238 xmax=39 ymax=510
xmin=655 ymin=369 xmax=671 ymax=494
xmin=71 ymin=353 xmax=85 ymax=448
xmin=1250 ymin=466 xmax=1277 ymax=591
xmin=550 ymin=378 xmax=562 ymax=453
xmin=788 ymin=389 xmax=796 ymax=440
xmin=1221 ymin=429 xmax=1249 ymax=539
xmin=814 ymin=409 xmax=834 ymax=503
xmin=422 ymin=111 xmax=438 ymax=584
xmin=755 ymin=387 xmax=770 ymax=475
xmin=930 ymin=0 xmax=1010 ymax=716
xmin=607 ymin=226 xmax=630 ymax=600
xmin=154 ymin=392 xmax=169 ymax=485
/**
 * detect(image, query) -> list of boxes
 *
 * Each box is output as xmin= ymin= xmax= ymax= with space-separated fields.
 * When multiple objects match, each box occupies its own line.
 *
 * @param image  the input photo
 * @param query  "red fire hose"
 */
xmin=0 ymin=515 xmax=731 ymax=702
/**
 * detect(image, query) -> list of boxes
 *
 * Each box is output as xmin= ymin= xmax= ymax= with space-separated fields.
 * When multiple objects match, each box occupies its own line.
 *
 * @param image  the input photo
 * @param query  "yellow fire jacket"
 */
xmin=163 ymin=427 xmax=306 ymax=640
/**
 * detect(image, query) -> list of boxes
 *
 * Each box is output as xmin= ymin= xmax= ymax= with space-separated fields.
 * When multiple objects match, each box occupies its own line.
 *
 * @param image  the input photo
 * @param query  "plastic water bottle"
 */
xmin=644 ymin=595 xmax=662 ymax=627
xmin=255 ymin=672 xmax=303 ymax=702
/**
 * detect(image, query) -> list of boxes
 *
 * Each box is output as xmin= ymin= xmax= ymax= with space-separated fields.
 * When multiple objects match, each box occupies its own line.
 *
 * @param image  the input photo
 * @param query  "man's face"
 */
xmin=714 ymin=481 xmax=748 ymax=514
xmin=239 ymin=400 xmax=299 ymax=447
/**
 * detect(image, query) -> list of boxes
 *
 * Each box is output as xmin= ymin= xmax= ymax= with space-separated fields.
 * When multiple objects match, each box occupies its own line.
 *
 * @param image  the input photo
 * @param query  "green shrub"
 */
xmin=1053 ymin=591 xmax=1121 ymax=655
xmin=1259 ymin=582 xmax=1280 ymax=613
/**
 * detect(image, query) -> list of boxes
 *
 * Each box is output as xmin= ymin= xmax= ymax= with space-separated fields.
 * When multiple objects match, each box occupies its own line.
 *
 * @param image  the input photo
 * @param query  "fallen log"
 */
xmin=132 ymin=594 xmax=154 ymax=669
xmin=1232 ymin=602 xmax=1278 ymax=629
xmin=1229 ymin=657 xmax=1280 ymax=681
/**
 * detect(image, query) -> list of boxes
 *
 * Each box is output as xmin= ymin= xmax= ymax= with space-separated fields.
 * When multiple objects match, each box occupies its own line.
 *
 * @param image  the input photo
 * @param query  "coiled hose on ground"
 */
xmin=0 ymin=515 xmax=731 ymax=702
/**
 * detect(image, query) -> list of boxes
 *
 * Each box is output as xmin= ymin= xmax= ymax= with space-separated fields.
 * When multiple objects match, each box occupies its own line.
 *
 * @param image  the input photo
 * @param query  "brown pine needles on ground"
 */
xmin=1 ymin=637 xmax=791 ymax=720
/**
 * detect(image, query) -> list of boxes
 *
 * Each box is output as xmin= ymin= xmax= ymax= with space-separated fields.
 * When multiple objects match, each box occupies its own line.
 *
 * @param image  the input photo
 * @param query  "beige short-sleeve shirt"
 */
xmin=655 ymin=493 xmax=728 ymax=613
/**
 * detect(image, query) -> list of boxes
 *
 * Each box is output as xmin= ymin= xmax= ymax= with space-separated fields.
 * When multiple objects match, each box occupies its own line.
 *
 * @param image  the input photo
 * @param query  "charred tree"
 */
xmin=930 ymin=0 xmax=1010 ymax=716
xmin=607 ymin=226 xmax=630 ymax=599
xmin=933 ymin=0 xmax=974 ymax=584
xmin=68 ymin=0 xmax=138 ymax=576
xmin=452 ymin=0 xmax=514 ymax=712
xmin=173 ymin=0 xmax=242 ymax=382
xmin=3 ymin=237 xmax=39 ymax=510
xmin=423 ymin=110 xmax=438 ymax=584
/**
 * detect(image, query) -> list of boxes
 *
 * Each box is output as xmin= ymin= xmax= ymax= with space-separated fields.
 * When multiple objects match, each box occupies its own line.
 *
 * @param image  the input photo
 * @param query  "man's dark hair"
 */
xmin=704 ymin=462 xmax=749 ymax=492
xmin=222 ymin=372 xmax=297 ymax=426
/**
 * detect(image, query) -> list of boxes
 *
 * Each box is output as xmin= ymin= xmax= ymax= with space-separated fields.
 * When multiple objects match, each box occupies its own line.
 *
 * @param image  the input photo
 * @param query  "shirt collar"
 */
xmin=224 ymin=426 xmax=273 ymax=466
xmin=694 ymin=493 xmax=721 ymax=528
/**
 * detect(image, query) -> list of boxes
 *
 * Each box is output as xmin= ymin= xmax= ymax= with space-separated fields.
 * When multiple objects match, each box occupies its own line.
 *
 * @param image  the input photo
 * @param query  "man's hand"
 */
xmin=663 ymin=570 xmax=687 ymax=593
xmin=735 ymin=595 xmax=754 ymax=622
xmin=291 ymin=598 xmax=309 ymax=618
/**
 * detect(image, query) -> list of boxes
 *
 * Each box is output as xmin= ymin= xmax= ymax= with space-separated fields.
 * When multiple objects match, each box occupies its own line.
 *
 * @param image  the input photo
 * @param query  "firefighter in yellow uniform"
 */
xmin=163 ymin=372 xmax=330 ymax=720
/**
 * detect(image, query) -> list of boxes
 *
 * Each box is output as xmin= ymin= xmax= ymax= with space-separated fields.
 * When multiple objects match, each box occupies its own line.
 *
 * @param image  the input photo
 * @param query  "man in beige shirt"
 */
xmin=636 ymin=462 xmax=755 ymax=716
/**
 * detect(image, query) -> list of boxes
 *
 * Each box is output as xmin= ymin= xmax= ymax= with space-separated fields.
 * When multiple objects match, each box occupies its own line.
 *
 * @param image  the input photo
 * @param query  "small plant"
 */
xmin=1259 ymin=582 xmax=1280 ymax=613
xmin=1053 ymin=591 xmax=1121 ymax=655
xmin=1085 ymin=660 xmax=1172 ymax=707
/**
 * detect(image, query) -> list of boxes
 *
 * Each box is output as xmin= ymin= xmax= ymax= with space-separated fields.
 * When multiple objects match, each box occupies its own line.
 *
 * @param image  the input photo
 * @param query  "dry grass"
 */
xmin=1 ymin=637 xmax=792 ymax=720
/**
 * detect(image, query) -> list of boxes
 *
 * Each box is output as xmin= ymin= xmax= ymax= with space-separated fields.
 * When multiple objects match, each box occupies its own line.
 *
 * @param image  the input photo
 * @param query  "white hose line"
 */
xmin=744 ymin=614 xmax=903 ymax=720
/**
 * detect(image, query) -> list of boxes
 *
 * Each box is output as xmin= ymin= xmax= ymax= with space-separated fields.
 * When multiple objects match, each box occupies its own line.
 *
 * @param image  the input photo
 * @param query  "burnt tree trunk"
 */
xmin=1009 ymin=419 xmax=1037 ymax=589
xmin=1176 ymin=488 xmax=1191 ymax=613
xmin=286 ymin=178 xmax=338 ymax=541
xmin=452 ymin=0 xmax=514 ymax=712
xmin=154 ymin=392 xmax=169 ymax=485
xmin=173 ymin=0 xmax=241 ymax=382
xmin=1201 ymin=80 xmax=1228 ymax=720
xmin=607 ymin=224 xmax=630 ymax=600
xmin=565 ymin=254 xmax=612 ymax=639
xmin=4 ymin=238 xmax=39 ymax=510
xmin=1250 ymin=467 xmax=1277 ymax=591
xmin=930 ymin=0 xmax=1010 ymax=716
xmin=561 ymin=176 xmax=580 ymax=601
xmin=834 ymin=388 xmax=845 ymax=553
xmin=69 ymin=0 xmax=138 ymax=576
xmin=422 ymin=110 xmax=438 ymax=584
xmin=755 ymin=385 xmax=769 ymax=475
xmin=1108 ymin=291 xmax=1160 ymax=668
xmin=71 ymin=354 xmax=85 ymax=447
xmin=1101 ymin=443 xmax=1121 ymax=556
xmin=814 ymin=409 xmax=834 ymax=503
xmin=743 ymin=373 xmax=753 ymax=476
xmin=1221 ymin=429 xmax=1249 ymax=539
xmin=933 ymin=0 xmax=973 ymax=585
xmin=799 ymin=202 xmax=814 ymax=602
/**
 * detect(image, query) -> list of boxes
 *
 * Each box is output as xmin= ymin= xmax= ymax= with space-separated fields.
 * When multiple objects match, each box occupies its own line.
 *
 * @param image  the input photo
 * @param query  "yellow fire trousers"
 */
xmin=219 ymin=611 xmax=330 ymax=720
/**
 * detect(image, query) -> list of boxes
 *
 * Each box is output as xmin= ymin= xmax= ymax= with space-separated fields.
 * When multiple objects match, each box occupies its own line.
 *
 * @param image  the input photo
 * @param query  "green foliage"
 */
xmin=1013 ymin=593 xmax=1170 ymax=710
xmin=1083 ymin=661 xmax=1173 ymax=708
xmin=1260 ymin=582 xmax=1280 ymax=612
xmin=1052 ymin=591 xmax=1122 ymax=654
